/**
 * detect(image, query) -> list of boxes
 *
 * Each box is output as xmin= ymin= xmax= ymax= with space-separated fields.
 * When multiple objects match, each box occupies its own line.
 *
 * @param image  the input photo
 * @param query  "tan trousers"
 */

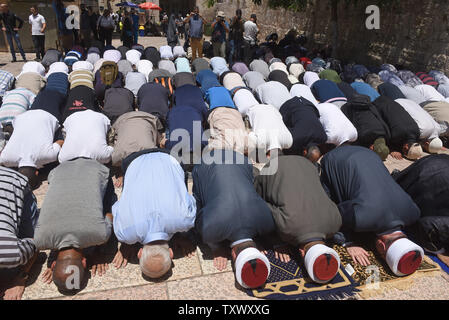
xmin=190 ymin=37 xmax=203 ymax=61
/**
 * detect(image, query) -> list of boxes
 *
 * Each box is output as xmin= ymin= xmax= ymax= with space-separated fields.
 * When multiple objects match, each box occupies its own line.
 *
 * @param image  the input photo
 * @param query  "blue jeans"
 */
xmin=5 ymin=31 xmax=26 ymax=60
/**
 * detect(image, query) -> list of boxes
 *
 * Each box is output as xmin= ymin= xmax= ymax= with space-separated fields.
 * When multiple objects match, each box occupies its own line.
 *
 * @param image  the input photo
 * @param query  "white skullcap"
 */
xmin=304 ymin=244 xmax=340 ymax=284
xmin=269 ymin=62 xmax=289 ymax=76
xmin=386 ymin=238 xmax=424 ymax=276
xmin=136 ymin=59 xmax=154 ymax=79
xmin=289 ymin=63 xmax=305 ymax=79
xmin=46 ymin=62 xmax=69 ymax=78
xmin=173 ymin=46 xmax=186 ymax=58
xmin=126 ymin=49 xmax=142 ymax=66
xmin=103 ymin=49 xmax=122 ymax=63
xmin=20 ymin=61 xmax=45 ymax=77
xmin=223 ymin=72 xmax=245 ymax=90
xmin=159 ymin=45 xmax=174 ymax=60
xmin=304 ymin=71 xmax=320 ymax=87
xmin=72 ymin=61 xmax=94 ymax=72
xmin=429 ymin=138 xmax=443 ymax=154
xmin=235 ymin=247 xmax=270 ymax=289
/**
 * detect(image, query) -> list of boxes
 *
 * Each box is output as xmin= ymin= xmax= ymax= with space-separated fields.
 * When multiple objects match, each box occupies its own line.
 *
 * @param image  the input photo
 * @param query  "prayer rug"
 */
xmin=246 ymin=250 xmax=360 ymax=300
xmin=334 ymin=245 xmax=441 ymax=298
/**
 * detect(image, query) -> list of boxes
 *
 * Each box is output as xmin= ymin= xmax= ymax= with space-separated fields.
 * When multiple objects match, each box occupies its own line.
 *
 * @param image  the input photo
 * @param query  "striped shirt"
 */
xmin=0 ymin=70 xmax=15 ymax=97
xmin=68 ymin=69 xmax=94 ymax=90
xmin=0 ymin=88 xmax=36 ymax=125
xmin=0 ymin=167 xmax=37 ymax=268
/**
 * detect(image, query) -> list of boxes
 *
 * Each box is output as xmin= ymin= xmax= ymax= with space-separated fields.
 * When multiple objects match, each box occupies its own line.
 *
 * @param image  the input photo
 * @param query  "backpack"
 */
xmin=100 ymin=61 xmax=118 ymax=86
xmin=189 ymin=15 xmax=203 ymax=38
xmin=154 ymin=76 xmax=174 ymax=96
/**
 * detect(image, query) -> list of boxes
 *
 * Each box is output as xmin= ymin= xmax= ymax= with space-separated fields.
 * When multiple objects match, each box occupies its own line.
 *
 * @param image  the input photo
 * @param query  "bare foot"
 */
xmin=437 ymin=253 xmax=449 ymax=268
xmin=390 ymin=151 xmax=403 ymax=160
xmin=212 ymin=247 xmax=229 ymax=271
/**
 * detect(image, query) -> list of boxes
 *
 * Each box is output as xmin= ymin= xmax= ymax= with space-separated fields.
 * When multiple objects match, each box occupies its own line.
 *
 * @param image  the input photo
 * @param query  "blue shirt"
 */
xmin=112 ymin=152 xmax=196 ymax=244
xmin=212 ymin=19 xmax=229 ymax=43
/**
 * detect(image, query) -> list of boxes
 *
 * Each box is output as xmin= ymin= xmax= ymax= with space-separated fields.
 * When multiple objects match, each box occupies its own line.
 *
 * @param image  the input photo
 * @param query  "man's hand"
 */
xmin=42 ymin=261 xmax=56 ymax=284
xmin=390 ymin=151 xmax=403 ymax=160
xmin=212 ymin=247 xmax=229 ymax=271
xmin=2 ymin=27 xmax=6 ymax=31
xmin=91 ymin=261 xmax=109 ymax=277
xmin=3 ymin=278 xmax=26 ymax=300
xmin=346 ymin=246 xmax=371 ymax=266
xmin=112 ymin=243 xmax=137 ymax=269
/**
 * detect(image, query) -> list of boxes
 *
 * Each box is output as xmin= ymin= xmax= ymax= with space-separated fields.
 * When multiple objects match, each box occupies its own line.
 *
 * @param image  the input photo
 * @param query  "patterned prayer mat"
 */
xmin=427 ymin=254 xmax=449 ymax=275
xmin=246 ymin=245 xmax=441 ymax=300
xmin=246 ymin=250 xmax=359 ymax=300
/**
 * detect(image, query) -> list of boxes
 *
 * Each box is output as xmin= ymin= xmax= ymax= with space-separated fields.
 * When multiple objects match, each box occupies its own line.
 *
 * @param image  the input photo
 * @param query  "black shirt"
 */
xmin=0 ymin=11 xmax=24 ymax=32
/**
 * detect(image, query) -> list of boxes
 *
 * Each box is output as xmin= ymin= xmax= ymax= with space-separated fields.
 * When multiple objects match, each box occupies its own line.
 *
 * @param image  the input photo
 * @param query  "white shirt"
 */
xmin=159 ymin=45 xmax=174 ymax=60
xmin=247 ymin=104 xmax=293 ymax=152
xmin=136 ymin=60 xmax=153 ymax=80
xmin=29 ymin=13 xmax=46 ymax=36
xmin=255 ymin=81 xmax=292 ymax=110
xmin=315 ymin=103 xmax=358 ymax=146
xmin=125 ymin=50 xmax=142 ymax=66
xmin=243 ymin=20 xmax=258 ymax=43
xmin=290 ymin=84 xmax=319 ymax=106
xmin=58 ymin=110 xmax=113 ymax=164
xmin=233 ymin=88 xmax=259 ymax=116
xmin=395 ymin=99 xmax=441 ymax=140
xmin=0 ymin=110 xmax=60 ymax=168
xmin=414 ymin=84 xmax=445 ymax=102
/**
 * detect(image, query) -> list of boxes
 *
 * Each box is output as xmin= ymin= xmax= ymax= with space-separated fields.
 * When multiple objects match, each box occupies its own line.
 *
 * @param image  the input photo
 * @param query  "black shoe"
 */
xmin=23 ymin=58 xmax=27 ymax=62
xmin=10 ymin=59 xmax=16 ymax=63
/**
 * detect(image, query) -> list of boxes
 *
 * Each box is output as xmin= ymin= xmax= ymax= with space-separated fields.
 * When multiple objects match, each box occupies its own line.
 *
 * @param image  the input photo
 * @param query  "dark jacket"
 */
xmin=341 ymin=94 xmax=391 ymax=147
xmin=372 ymin=95 xmax=420 ymax=148
xmin=137 ymin=82 xmax=170 ymax=123
xmin=193 ymin=150 xmax=276 ymax=244
xmin=0 ymin=11 xmax=23 ymax=32
xmin=255 ymin=156 xmax=341 ymax=245
xmin=393 ymin=154 xmax=449 ymax=253
xmin=320 ymin=146 xmax=420 ymax=235
xmin=279 ymin=96 xmax=327 ymax=155
xmin=173 ymin=84 xmax=208 ymax=119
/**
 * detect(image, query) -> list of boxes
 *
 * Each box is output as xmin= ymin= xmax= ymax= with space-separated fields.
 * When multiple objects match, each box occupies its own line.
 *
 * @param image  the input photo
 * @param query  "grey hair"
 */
xmin=139 ymin=244 xmax=171 ymax=278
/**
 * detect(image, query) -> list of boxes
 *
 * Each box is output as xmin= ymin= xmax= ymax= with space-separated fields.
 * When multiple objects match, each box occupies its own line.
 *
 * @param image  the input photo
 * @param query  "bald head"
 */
xmin=139 ymin=243 xmax=172 ymax=278
xmin=53 ymin=250 xmax=85 ymax=292
xmin=305 ymin=145 xmax=321 ymax=163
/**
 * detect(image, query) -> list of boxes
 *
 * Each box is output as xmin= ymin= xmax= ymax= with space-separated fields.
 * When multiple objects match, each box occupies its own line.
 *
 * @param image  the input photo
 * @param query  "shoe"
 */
xmin=10 ymin=59 xmax=16 ymax=63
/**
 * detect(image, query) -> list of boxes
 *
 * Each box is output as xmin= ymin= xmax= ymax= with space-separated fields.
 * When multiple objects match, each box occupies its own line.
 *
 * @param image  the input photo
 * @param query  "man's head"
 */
xmin=303 ymin=145 xmax=321 ymax=163
xmin=231 ymin=241 xmax=270 ymax=289
xmin=193 ymin=6 xmax=199 ymax=15
xmin=53 ymin=248 xmax=86 ymax=292
xmin=130 ymin=8 xmax=135 ymax=14
xmin=1 ymin=4 xmax=8 ymax=13
xmin=103 ymin=9 xmax=110 ymax=17
xmin=217 ymin=11 xmax=225 ymax=20
xmin=403 ymin=141 xmax=423 ymax=160
xmin=428 ymin=137 xmax=443 ymax=154
xmin=236 ymin=9 xmax=242 ymax=18
xmin=250 ymin=14 xmax=257 ymax=22
xmin=372 ymin=137 xmax=390 ymax=161
xmin=18 ymin=166 xmax=39 ymax=190
xmin=30 ymin=5 xmax=38 ymax=15
xmin=138 ymin=241 xmax=173 ymax=278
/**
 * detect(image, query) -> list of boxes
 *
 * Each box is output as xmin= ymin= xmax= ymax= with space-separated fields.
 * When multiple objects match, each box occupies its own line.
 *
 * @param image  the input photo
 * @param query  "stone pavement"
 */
xmin=2 ymin=36 xmax=449 ymax=300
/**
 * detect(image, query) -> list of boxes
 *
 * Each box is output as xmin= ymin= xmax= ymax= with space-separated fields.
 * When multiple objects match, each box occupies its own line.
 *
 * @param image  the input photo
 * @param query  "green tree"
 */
xmin=206 ymin=0 xmax=397 ymax=58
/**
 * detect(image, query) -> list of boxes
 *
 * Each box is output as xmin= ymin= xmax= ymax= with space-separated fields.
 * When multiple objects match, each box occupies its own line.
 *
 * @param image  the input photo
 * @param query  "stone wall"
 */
xmin=197 ymin=0 xmax=449 ymax=73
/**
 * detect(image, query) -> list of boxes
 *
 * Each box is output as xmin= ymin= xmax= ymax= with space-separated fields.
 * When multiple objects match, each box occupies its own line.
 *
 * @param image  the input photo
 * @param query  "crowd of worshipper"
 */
xmin=1 ymin=36 xmax=449 ymax=300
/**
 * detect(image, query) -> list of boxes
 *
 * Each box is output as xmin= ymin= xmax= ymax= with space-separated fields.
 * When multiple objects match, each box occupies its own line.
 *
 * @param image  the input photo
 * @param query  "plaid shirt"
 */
xmin=0 ymin=70 xmax=15 ymax=97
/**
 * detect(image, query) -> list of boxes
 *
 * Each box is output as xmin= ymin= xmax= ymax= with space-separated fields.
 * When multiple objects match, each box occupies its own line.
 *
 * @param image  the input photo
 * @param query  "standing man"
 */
xmin=0 ymin=4 xmax=26 ymax=62
xmin=211 ymin=11 xmax=229 ymax=58
xmin=98 ymin=9 xmax=114 ymax=47
xmin=242 ymin=14 xmax=258 ymax=66
xmin=80 ymin=5 xmax=91 ymax=49
xmin=29 ymin=5 xmax=46 ymax=61
xmin=229 ymin=9 xmax=244 ymax=65
xmin=184 ymin=7 xmax=205 ymax=61
xmin=130 ymin=8 xmax=139 ymax=45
